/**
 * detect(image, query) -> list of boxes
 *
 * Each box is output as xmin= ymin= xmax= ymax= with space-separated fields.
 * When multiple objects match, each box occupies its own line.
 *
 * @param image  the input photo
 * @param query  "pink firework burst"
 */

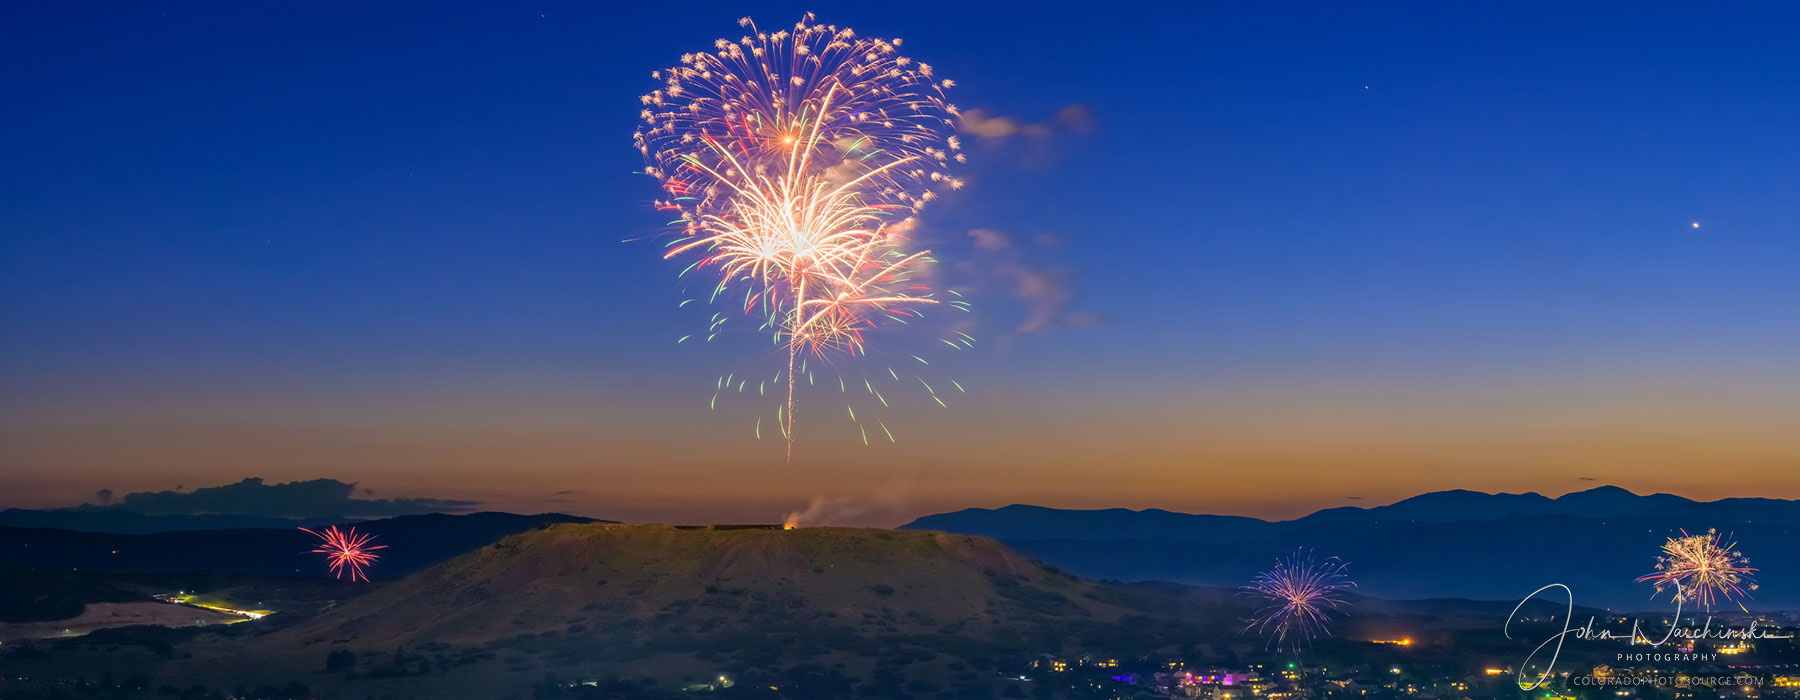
xmin=1242 ymin=549 xmax=1355 ymax=650
xmin=300 ymin=525 xmax=386 ymax=582
xmin=1637 ymin=528 xmax=1757 ymax=613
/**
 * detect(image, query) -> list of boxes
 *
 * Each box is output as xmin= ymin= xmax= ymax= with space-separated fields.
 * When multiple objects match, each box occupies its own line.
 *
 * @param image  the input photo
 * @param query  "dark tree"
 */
xmin=326 ymin=648 xmax=357 ymax=672
xmin=533 ymin=672 xmax=565 ymax=698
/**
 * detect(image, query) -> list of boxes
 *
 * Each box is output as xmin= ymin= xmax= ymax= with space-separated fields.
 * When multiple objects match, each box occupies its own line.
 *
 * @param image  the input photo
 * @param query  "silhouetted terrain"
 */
xmin=0 ymin=512 xmax=597 ymax=580
xmin=0 ymin=509 xmax=351 ymax=534
xmin=0 ymin=522 xmax=1593 ymax=699
xmin=903 ymin=486 xmax=1800 ymax=608
xmin=0 ymin=564 xmax=145 ymax=622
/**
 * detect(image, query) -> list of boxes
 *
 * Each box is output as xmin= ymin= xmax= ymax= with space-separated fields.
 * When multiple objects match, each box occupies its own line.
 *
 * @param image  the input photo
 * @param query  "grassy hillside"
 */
xmin=272 ymin=522 xmax=1241 ymax=644
xmin=194 ymin=523 xmax=1239 ymax=697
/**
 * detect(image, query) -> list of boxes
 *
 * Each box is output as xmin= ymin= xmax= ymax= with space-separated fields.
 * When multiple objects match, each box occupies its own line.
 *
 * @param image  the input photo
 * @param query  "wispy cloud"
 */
xmin=962 ymin=228 xmax=1097 ymax=341
xmin=968 ymin=227 xmax=1012 ymax=251
xmin=960 ymin=104 xmax=1097 ymax=141
xmin=958 ymin=104 xmax=1097 ymax=170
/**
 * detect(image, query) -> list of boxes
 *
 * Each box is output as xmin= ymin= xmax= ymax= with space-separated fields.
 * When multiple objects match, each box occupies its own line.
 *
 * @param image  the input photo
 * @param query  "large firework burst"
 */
xmin=300 ymin=525 xmax=386 ymax=582
xmin=1242 ymin=549 xmax=1355 ymax=650
xmin=1637 ymin=528 xmax=1757 ymax=613
xmin=634 ymin=14 xmax=970 ymax=456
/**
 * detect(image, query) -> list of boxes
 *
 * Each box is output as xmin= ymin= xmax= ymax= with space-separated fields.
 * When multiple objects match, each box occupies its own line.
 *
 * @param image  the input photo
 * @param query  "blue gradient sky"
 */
xmin=3 ymin=2 xmax=1797 ymax=524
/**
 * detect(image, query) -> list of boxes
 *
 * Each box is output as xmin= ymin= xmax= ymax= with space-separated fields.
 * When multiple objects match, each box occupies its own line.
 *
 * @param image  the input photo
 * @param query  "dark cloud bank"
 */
xmin=90 ymin=477 xmax=478 ymax=518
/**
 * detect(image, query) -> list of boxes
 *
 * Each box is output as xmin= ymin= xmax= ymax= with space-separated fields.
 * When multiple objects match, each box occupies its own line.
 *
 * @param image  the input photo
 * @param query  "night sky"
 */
xmin=4 ymin=2 xmax=1797 ymax=525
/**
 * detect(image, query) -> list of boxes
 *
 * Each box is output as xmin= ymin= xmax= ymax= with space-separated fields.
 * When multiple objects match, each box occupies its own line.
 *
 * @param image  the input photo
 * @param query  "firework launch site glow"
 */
xmin=1637 ymin=528 xmax=1758 ymax=613
xmin=634 ymin=14 xmax=971 ymax=457
xmin=1242 ymin=549 xmax=1355 ymax=651
xmin=301 ymin=525 xmax=387 ymax=582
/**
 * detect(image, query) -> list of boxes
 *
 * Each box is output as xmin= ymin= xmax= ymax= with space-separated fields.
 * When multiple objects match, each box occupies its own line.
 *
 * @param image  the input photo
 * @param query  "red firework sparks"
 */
xmin=299 ymin=525 xmax=386 ymax=582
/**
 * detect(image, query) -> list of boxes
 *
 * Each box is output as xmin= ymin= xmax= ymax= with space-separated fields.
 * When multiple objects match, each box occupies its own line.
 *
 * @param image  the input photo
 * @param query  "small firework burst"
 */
xmin=1637 ymin=528 xmax=1757 ymax=612
xmin=1242 ymin=549 xmax=1355 ymax=650
xmin=300 ymin=525 xmax=386 ymax=582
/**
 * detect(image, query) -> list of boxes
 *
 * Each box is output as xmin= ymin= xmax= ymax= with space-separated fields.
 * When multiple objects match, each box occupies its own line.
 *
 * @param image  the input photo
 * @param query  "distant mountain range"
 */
xmin=6 ymin=485 xmax=1793 ymax=608
xmin=0 ymin=508 xmax=359 ymax=534
xmin=901 ymin=486 xmax=1800 ymax=609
